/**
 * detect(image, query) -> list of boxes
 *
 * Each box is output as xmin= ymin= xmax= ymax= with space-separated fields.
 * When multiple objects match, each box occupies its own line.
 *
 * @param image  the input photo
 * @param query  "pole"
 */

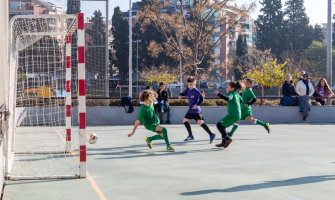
xmin=129 ymin=0 xmax=133 ymax=97
xmin=136 ymin=40 xmax=139 ymax=96
xmin=327 ymin=0 xmax=332 ymax=105
xmin=105 ymin=0 xmax=109 ymax=99
xmin=179 ymin=36 xmax=182 ymax=93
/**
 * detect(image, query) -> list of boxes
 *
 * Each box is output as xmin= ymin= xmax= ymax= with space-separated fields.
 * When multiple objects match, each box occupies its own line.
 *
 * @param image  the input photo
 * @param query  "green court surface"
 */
xmin=3 ymin=124 xmax=335 ymax=200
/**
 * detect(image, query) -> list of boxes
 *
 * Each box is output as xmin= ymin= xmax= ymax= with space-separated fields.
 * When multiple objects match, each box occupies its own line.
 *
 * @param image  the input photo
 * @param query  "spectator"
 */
xmin=157 ymin=82 xmax=171 ymax=124
xmin=313 ymin=78 xmax=334 ymax=106
xmin=298 ymin=71 xmax=306 ymax=82
xmin=200 ymin=90 xmax=205 ymax=97
xmin=295 ymin=73 xmax=314 ymax=121
xmin=281 ymin=74 xmax=298 ymax=106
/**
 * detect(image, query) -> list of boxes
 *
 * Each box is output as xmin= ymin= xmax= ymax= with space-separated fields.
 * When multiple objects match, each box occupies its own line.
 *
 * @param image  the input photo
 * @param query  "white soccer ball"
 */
xmin=87 ymin=132 xmax=98 ymax=144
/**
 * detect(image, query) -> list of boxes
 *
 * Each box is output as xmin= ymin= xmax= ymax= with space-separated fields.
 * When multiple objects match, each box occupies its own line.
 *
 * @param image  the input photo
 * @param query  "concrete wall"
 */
xmin=17 ymin=106 xmax=335 ymax=126
xmin=85 ymin=106 xmax=335 ymax=125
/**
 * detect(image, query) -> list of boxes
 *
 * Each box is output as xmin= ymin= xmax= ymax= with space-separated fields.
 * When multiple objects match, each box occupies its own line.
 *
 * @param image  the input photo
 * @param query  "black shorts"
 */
xmin=184 ymin=112 xmax=204 ymax=121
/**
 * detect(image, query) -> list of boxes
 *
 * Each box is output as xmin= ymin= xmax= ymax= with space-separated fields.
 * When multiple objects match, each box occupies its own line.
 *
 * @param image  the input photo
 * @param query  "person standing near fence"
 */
xmin=295 ymin=73 xmax=314 ymax=121
xmin=157 ymin=82 xmax=171 ymax=124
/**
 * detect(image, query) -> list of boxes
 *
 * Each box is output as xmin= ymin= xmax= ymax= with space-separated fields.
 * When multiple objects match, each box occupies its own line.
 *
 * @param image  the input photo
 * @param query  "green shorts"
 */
xmin=144 ymin=124 xmax=160 ymax=133
xmin=240 ymin=107 xmax=252 ymax=120
xmin=219 ymin=115 xmax=240 ymax=127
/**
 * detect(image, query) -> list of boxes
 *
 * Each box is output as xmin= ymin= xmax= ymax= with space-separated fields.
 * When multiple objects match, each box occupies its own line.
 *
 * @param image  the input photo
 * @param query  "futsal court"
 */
xmin=3 ymin=124 xmax=335 ymax=200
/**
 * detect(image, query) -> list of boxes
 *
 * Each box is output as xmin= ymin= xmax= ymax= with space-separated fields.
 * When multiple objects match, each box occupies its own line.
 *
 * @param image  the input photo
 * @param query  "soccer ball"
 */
xmin=87 ymin=133 xmax=98 ymax=144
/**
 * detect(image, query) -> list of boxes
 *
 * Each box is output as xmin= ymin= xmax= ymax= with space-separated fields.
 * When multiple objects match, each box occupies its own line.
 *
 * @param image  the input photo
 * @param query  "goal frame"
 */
xmin=6 ymin=13 xmax=87 ymax=179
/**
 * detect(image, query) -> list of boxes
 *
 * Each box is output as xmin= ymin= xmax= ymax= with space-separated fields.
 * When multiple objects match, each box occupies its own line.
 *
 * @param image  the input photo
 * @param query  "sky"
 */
xmin=108 ymin=0 xmax=330 ymax=25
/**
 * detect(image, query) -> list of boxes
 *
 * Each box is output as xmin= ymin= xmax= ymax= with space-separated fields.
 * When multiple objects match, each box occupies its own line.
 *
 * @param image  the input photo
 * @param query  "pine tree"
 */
xmin=111 ymin=7 xmax=129 ymax=80
xmin=255 ymin=0 xmax=286 ymax=61
xmin=86 ymin=10 xmax=106 ymax=91
xmin=236 ymin=34 xmax=245 ymax=57
xmin=284 ymin=0 xmax=314 ymax=60
xmin=312 ymin=26 xmax=324 ymax=43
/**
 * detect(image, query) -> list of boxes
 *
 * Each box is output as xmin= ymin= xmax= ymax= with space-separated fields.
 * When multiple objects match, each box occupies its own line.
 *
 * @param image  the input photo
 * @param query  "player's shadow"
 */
xmin=180 ymin=175 xmax=335 ymax=196
xmin=94 ymin=147 xmax=223 ymax=160
xmin=87 ymin=140 xmax=211 ymax=153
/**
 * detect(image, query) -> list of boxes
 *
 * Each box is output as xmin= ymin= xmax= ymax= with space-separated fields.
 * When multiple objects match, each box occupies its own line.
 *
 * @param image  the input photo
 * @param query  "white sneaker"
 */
xmin=316 ymin=102 xmax=321 ymax=106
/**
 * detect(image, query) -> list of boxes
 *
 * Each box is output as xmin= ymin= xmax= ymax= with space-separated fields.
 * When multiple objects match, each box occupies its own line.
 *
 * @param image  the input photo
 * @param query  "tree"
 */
xmin=86 ymin=10 xmax=106 ymax=90
xmin=313 ymin=26 xmax=324 ymax=43
xmin=137 ymin=0 xmax=255 ymax=76
xmin=255 ymin=0 xmax=286 ymax=61
xmin=233 ymin=34 xmax=248 ymax=80
xmin=66 ymin=0 xmax=80 ymax=14
xmin=302 ymin=41 xmax=335 ymax=81
xmin=245 ymin=59 xmax=299 ymax=96
xmin=284 ymin=0 xmax=314 ymax=61
xmin=111 ymin=7 xmax=129 ymax=80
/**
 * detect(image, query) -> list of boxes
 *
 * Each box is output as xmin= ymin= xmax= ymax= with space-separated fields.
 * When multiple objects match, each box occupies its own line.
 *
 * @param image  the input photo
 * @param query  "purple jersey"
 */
xmin=181 ymin=88 xmax=202 ymax=114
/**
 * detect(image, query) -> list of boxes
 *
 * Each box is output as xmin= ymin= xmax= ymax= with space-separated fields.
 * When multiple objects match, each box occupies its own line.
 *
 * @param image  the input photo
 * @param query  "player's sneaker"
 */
xmin=209 ymin=133 xmax=216 ymax=144
xmin=265 ymin=123 xmax=271 ymax=134
xmin=223 ymin=138 xmax=233 ymax=148
xmin=215 ymin=141 xmax=225 ymax=148
xmin=145 ymin=137 xmax=152 ymax=149
xmin=166 ymin=145 xmax=175 ymax=152
xmin=184 ymin=135 xmax=194 ymax=141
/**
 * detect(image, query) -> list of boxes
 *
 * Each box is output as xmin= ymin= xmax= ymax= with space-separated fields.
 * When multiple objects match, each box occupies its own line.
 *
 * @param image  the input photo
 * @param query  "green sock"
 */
xmin=148 ymin=134 xmax=163 ymax=141
xmin=161 ymin=127 xmax=171 ymax=146
xmin=229 ymin=124 xmax=239 ymax=137
xmin=255 ymin=119 xmax=266 ymax=127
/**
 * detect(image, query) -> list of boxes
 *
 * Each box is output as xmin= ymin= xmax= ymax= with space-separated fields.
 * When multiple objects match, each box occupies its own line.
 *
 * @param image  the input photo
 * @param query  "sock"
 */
xmin=255 ymin=119 xmax=266 ymax=127
xmin=216 ymin=122 xmax=229 ymax=142
xmin=161 ymin=127 xmax=171 ymax=146
xmin=229 ymin=123 xmax=239 ymax=137
xmin=148 ymin=134 xmax=163 ymax=141
xmin=184 ymin=122 xmax=193 ymax=136
xmin=201 ymin=123 xmax=213 ymax=136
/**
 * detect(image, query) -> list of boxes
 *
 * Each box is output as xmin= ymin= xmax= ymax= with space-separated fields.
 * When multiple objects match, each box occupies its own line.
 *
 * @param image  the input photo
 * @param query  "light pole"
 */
xmin=136 ymin=40 xmax=139 ymax=96
xmin=129 ymin=0 xmax=132 ymax=97
xmin=179 ymin=36 xmax=182 ymax=93
xmin=327 ymin=0 xmax=332 ymax=105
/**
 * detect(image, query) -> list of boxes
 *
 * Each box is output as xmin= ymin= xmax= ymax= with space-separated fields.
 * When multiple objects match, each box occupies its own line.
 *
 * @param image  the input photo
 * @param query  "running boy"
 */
xmin=214 ymin=81 xmax=243 ymax=148
xmin=179 ymin=76 xmax=216 ymax=144
xmin=128 ymin=90 xmax=175 ymax=152
xmin=228 ymin=79 xmax=270 ymax=138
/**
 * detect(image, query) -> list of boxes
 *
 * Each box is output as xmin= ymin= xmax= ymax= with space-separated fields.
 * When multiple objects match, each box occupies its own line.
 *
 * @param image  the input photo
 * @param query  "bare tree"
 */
xmin=137 ymin=0 xmax=255 ymax=76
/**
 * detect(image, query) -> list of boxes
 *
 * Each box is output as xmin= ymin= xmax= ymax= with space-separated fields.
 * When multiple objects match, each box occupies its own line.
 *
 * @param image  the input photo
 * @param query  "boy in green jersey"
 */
xmin=214 ymin=81 xmax=244 ymax=148
xmin=128 ymin=90 xmax=175 ymax=152
xmin=229 ymin=79 xmax=270 ymax=137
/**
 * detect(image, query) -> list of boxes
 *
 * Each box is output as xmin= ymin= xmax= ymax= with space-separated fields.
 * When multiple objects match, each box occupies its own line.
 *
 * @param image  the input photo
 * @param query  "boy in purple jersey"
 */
xmin=179 ymin=76 xmax=216 ymax=143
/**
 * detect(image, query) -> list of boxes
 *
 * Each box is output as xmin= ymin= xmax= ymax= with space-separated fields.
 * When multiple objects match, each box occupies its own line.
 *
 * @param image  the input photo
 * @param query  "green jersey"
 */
xmin=137 ymin=102 xmax=160 ymax=131
xmin=227 ymin=91 xmax=242 ymax=118
xmin=242 ymin=88 xmax=256 ymax=107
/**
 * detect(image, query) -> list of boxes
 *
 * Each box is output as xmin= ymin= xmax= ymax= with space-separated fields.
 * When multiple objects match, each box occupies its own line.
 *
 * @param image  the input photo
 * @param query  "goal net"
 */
xmin=6 ymin=14 xmax=87 ymax=179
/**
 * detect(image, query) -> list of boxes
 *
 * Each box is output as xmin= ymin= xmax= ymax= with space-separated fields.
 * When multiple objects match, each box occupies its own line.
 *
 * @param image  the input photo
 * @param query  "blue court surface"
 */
xmin=3 ymin=124 xmax=335 ymax=200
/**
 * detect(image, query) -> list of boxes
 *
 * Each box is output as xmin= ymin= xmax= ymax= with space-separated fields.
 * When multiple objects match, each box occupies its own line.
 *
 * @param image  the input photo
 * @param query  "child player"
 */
xmin=214 ymin=81 xmax=243 ymax=148
xmin=128 ymin=90 xmax=175 ymax=152
xmin=179 ymin=76 xmax=216 ymax=144
xmin=228 ymin=78 xmax=270 ymax=138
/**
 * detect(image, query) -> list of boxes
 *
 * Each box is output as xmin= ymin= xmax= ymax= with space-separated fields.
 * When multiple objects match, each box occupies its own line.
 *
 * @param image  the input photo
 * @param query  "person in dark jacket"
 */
xmin=281 ymin=74 xmax=299 ymax=106
xmin=157 ymin=82 xmax=171 ymax=124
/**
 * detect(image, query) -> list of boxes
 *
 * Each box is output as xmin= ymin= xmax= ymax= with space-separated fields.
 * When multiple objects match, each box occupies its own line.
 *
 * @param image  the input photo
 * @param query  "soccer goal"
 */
xmin=6 ymin=13 xmax=87 ymax=179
